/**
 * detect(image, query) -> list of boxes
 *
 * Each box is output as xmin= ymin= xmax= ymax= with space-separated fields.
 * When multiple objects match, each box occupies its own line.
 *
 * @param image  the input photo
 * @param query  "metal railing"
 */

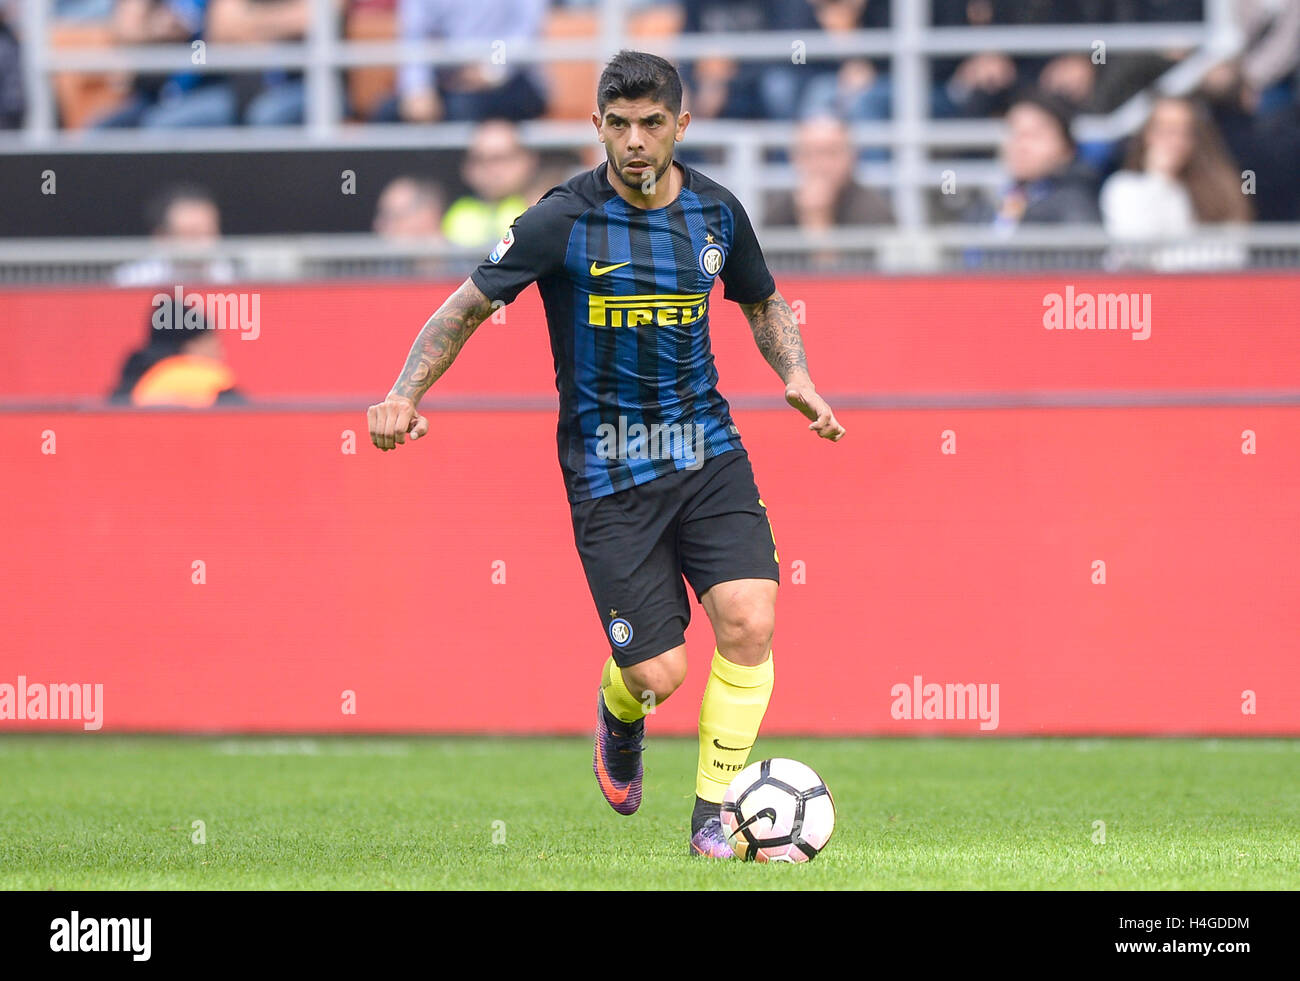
xmin=2 ymin=224 xmax=1298 ymax=284
xmin=4 ymin=0 xmax=1242 ymax=232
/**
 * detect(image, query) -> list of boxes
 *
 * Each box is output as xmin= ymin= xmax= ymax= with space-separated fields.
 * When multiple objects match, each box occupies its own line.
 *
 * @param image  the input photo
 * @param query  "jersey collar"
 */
xmin=599 ymin=159 xmax=689 ymax=211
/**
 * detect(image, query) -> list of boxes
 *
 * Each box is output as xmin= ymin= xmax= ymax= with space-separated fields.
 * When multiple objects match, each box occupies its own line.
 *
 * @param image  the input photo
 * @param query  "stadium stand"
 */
xmin=0 ymin=0 xmax=1295 ymax=276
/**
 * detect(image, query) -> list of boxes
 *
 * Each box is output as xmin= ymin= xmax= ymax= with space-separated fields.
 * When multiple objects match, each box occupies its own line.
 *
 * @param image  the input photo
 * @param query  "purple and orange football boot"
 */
xmin=593 ymin=692 xmax=645 ymax=815
xmin=689 ymin=814 xmax=734 ymax=859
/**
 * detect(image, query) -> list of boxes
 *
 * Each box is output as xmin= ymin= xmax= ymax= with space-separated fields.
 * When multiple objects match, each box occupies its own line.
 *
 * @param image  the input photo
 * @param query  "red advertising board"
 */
xmin=2 ymin=406 xmax=1296 ymax=735
xmin=2 ymin=275 xmax=1296 ymax=734
xmin=2 ymin=273 xmax=1299 ymax=401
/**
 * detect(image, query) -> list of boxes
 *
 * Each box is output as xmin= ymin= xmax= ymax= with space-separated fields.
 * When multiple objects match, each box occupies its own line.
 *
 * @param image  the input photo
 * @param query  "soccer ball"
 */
xmin=720 ymin=758 xmax=835 ymax=862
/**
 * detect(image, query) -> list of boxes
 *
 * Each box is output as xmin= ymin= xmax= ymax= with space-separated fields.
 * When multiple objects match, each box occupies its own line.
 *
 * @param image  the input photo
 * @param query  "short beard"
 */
xmin=610 ymin=152 xmax=672 ymax=193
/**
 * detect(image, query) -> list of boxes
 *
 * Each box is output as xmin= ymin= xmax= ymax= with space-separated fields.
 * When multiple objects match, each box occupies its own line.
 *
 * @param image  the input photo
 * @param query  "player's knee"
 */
xmin=623 ymin=650 xmax=687 ymax=703
xmin=714 ymin=605 xmax=775 ymax=662
xmin=625 ymin=675 xmax=681 ymax=705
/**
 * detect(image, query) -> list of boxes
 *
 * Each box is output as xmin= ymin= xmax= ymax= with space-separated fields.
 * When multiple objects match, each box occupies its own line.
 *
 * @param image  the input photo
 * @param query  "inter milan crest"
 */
xmin=698 ymin=236 xmax=724 ymax=278
xmin=608 ymin=618 xmax=634 ymax=648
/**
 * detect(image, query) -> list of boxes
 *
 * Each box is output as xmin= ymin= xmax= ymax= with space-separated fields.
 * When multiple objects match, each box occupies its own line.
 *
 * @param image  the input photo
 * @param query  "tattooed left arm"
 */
xmin=739 ymin=290 xmax=846 ymax=442
xmin=739 ymin=290 xmax=809 ymax=384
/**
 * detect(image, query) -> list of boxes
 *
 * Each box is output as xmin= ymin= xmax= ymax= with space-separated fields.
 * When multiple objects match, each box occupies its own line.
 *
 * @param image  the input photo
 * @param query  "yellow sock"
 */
xmin=696 ymin=649 xmax=774 ymax=803
xmin=600 ymin=656 xmax=645 ymax=724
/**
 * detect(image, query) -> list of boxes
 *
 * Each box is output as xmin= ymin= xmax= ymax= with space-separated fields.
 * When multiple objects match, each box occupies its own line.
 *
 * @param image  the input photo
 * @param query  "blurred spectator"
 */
xmin=92 ymin=0 xmax=237 ymax=128
xmin=1035 ymin=42 xmax=1192 ymax=180
xmin=0 ymin=4 xmax=22 ymax=128
xmin=1034 ymin=52 xmax=1126 ymax=174
xmin=929 ymin=0 xmax=1196 ymax=119
xmin=55 ymin=0 xmax=117 ymax=17
xmin=1197 ymin=58 xmax=1293 ymax=224
xmin=966 ymin=91 xmax=1102 ymax=226
xmin=930 ymin=1 xmax=1020 ymax=118
xmin=933 ymin=0 xmax=1096 ymax=23
xmin=1193 ymin=1 xmax=1300 ymax=209
xmin=111 ymin=300 xmax=242 ymax=406
xmin=1197 ymin=60 xmax=1261 ymax=168
xmin=792 ymin=0 xmax=892 ymax=129
xmin=931 ymin=1 xmax=1186 ymax=27
xmin=525 ymin=156 xmax=583 ymax=206
xmin=1117 ymin=0 xmax=1204 ymax=19
xmin=679 ymin=0 xmax=808 ymax=119
xmin=1228 ymin=0 xmax=1300 ymax=118
xmin=1101 ymin=96 xmax=1251 ymax=239
xmin=933 ymin=51 xmax=1020 ymax=119
xmin=1249 ymin=98 xmax=1300 ymax=220
xmin=765 ymin=116 xmax=893 ymax=229
xmin=114 ymin=183 xmax=238 ymax=286
xmin=1038 ymin=53 xmax=1097 ymax=110
xmin=381 ymin=0 xmax=548 ymax=123
xmin=372 ymin=175 xmax=447 ymax=276
xmin=207 ymin=0 xmax=337 ymax=125
xmin=442 ymin=120 xmax=537 ymax=247
xmin=374 ymin=175 xmax=444 ymax=239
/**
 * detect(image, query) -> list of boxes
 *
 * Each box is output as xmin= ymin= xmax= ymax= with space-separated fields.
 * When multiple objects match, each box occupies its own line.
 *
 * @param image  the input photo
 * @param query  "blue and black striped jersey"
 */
xmin=469 ymin=161 xmax=776 ymax=502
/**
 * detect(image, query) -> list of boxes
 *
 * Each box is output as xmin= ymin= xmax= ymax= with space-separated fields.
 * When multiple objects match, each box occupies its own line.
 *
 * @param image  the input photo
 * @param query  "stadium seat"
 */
xmin=629 ymin=5 xmax=684 ymax=40
xmin=344 ymin=5 xmax=397 ymax=121
xmin=542 ymin=6 xmax=684 ymax=121
xmin=49 ymin=21 xmax=130 ymax=130
xmin=541 ymin=9 xmax=599 ymax=121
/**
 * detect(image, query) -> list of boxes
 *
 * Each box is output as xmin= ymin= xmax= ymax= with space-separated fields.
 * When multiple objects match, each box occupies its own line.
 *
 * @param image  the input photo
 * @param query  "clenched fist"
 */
xmin=368 ymin=395 xmax=430 ymax=451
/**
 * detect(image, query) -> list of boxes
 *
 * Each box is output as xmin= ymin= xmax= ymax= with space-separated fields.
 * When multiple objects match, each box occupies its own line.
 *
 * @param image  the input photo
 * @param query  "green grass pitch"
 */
xmin=2 ymin=736 xmax=1296 ymax=890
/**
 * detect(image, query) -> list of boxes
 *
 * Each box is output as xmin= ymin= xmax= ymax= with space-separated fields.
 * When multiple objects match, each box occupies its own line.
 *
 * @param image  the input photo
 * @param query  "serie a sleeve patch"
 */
xmin=488 ymin=227 xmax=515 ymax=263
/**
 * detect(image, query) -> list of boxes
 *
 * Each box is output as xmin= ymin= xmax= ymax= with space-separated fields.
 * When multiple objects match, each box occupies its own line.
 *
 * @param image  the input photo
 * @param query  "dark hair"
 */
xmin=1008 ymin=88 xmax=1078 ymax=151
xmin=110 ymin=298 xmax=212 ymax=401
xmin=144 ymin=182 xmax=218 ymax=235
xmin=597 ymin=50 xmax=683 ymax=116
xmin=1123 ymin=95 xmax=1252 ymax=223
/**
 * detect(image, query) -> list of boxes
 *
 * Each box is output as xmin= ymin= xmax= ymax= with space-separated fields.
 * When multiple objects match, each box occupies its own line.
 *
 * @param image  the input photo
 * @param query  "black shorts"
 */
xmin=570 ymin=448 xmax=780 ymax=668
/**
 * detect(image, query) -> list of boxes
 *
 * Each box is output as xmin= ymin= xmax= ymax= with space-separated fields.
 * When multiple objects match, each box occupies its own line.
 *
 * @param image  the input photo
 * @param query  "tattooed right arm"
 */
xmin=368 ymin=278 xmax=498 ymax=451
xmin=388 ymin=277 xmax=497 ymax=403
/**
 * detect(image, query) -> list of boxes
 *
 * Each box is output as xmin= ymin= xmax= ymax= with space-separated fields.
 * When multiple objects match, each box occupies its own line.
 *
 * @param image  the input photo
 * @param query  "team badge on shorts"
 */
xmin=608 ymin=617 xmax=634 ymax=648
xmin=698 ymin=242 xmax=724 ymax=278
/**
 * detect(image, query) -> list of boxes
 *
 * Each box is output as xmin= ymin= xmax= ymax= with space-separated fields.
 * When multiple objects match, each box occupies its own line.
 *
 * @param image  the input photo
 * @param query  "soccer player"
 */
xmin=367 ymin=50 xmax=845 ymax=858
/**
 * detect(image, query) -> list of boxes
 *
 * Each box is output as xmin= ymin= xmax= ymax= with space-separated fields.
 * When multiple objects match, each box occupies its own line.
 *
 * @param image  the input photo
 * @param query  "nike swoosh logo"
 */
xmin=595 ymin=738 xmax=631 ymax=805
xmin=712 ymin=738 xmax=753 ymax=753
xmin=734 ymin=807 xmax=777 ymax=836
xmin=590 ymin=260 xmax=630 ymax=277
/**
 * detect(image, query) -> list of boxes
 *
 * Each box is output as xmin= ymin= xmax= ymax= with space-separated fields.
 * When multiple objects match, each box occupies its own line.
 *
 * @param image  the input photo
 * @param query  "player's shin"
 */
xmin=696 ymin=648 xmax=774 ymax=806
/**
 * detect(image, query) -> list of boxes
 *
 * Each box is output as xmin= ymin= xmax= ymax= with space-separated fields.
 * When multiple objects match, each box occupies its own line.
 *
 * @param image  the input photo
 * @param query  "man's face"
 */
xmin=1002 ymin=103 xmax=1072 ymax=182
xmin=373 ymin=181 xmax=442 ymax=239
xmin=593 ymin=97 xmax=689 ymax=193
xmin=792 ymin=118 xmax=854 ymax=188
xmin=464 ymin=122 xmax=535 ymax=202
xmin=162 ymin=199 xmax=220 ymax=242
